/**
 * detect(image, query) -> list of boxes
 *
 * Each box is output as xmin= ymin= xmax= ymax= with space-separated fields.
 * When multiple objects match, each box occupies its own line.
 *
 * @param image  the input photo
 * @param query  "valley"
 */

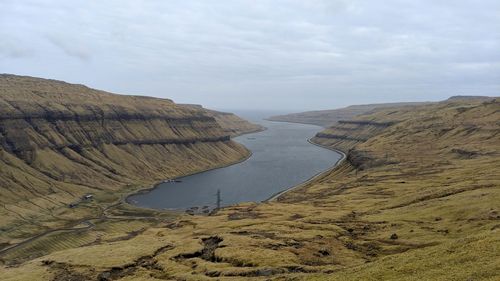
xmin=4 ymin=1 xmax=499 ymax=279
xmin=128 ymin=120 xmax=341 ymax=211
xmin=0 ymin=75 xmax=498 ymax=280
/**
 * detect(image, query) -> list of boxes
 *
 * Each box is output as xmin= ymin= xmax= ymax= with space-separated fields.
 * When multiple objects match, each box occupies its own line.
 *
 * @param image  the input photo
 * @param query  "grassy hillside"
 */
xmin=2 ymin=97 xmax=497 ymax=280
xmin=0 ymin=74 xmax=259 ymax=258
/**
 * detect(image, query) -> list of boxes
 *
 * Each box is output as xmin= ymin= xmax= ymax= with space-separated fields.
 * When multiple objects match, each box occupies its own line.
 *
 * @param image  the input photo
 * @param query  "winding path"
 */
xmin=0 ymin=200 xmax=157 ymax=257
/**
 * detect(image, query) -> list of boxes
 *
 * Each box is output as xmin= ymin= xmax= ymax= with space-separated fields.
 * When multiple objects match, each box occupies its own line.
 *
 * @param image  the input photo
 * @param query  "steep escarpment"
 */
xmin=0 ymin=74 xmax=251 ymax=246
xmin=4 ymin=98 xmax=497 ymax=280
xmin=209 ymin=111 xmax=264 ymax=136
xmin=312 ymin=120 xmax=395 ymax=153
xmin=181 ymin=104 xmax=264 ymax=136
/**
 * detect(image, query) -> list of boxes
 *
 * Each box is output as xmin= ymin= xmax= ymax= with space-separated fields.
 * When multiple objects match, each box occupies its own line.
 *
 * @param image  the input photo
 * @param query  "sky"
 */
xmin=1 ymin=0 xmax=499 ymax=111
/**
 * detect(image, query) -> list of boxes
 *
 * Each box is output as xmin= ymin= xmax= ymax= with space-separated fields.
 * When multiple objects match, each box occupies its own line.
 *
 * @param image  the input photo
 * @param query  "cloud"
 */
xmin=0 ymin=38 xmax=34 ymax=59
xmin=0 ymin=0 xmax=499 ymax=110
xmin=45 ymin=34 xmax=91 ymax=61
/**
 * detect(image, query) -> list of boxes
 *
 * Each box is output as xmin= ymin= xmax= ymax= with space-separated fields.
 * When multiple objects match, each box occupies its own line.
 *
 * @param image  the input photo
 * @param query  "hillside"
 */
xmin=2 ymin=97 xmax=498 ymax=280
xmin=267 ymin=102 xmax=431 ymax=127
xmin=0 ymin=74 xmax=259 ymax=257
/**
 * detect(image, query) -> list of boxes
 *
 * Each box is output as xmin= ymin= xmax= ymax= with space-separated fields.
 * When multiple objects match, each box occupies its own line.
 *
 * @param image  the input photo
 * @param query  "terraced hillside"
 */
xmin=0 ymin=74 xmax=259 ymax=256
xmin=2 ymin=97 xmax=497 ymax=280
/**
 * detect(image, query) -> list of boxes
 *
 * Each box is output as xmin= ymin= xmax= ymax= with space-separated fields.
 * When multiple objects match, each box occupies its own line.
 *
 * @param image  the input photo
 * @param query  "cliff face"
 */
xmin=0 ymin=75 xmax=250 ymax=237
xmin=180 ymin=104 xmax=264 ymax=136
xmin=312 ymin=120 xmax=394 ymax=152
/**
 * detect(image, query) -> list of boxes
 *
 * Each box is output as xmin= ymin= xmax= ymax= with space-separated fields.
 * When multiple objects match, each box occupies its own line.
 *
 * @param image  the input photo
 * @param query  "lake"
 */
xmin=127 ymin=112 xmax=341 ymax=210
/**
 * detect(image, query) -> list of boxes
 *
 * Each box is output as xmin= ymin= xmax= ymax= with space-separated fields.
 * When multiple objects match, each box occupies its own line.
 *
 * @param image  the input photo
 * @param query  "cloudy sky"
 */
xmin=1 ymin=0 xmax=499 ymax=111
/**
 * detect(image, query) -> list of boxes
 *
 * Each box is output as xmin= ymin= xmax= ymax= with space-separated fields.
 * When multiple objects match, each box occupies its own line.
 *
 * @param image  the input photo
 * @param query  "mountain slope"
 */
xmin=0 ymin=74 xmax=255 ymax=250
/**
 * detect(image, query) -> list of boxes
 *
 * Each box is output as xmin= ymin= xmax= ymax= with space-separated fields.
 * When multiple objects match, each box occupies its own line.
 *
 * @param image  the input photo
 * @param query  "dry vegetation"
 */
xmin=1 ymin=93 xmax=498 ymax=280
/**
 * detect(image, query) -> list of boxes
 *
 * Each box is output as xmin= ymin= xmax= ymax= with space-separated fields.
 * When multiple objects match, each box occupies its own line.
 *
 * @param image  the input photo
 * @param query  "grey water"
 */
xmin=127 ymin=111 xmax=341 ymax=210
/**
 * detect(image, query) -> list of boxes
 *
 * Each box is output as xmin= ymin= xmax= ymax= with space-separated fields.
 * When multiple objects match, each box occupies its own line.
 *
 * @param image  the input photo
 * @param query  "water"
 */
xmin=128 ymin=112 xmax=341 ymax=210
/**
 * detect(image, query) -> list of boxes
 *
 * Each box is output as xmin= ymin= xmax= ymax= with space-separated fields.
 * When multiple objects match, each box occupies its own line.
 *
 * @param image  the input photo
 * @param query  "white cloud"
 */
xmin=0 ymin=37 xmax=34 ymax=58
xmin=45 ymin=34 xmax=91 ymax=61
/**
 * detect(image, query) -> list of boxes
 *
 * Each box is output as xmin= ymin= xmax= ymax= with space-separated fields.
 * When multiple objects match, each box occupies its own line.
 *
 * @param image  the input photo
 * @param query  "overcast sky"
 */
xmin=1 ymin=0 xmax=499 ymax=111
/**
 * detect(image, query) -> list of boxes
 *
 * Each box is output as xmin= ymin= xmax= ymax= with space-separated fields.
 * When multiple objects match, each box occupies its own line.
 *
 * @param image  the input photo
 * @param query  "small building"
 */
xmin=83 ymin=194 xmax=93 ymax=200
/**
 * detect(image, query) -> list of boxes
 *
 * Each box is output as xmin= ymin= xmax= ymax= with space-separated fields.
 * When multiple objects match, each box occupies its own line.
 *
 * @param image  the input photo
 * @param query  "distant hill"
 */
xmin=267 ymin=102 xmax=431 ymax=127
xmin=446 ymin=95 xmax=496 ymax=101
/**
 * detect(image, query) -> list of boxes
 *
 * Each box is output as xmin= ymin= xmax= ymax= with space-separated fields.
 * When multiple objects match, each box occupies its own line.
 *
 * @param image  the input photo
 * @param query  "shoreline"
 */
xmin=264 ymin=138 xmax=346 ymax=202
xmin=123 ymin=127 xmax=266 ymax=209
xmin=125 ymin=121 xmax=346 ymax=211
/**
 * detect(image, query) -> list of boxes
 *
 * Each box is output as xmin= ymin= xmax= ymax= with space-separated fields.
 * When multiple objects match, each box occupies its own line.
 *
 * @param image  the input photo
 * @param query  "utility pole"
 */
xmin=216 ymin=189 xmax=222 ymax=210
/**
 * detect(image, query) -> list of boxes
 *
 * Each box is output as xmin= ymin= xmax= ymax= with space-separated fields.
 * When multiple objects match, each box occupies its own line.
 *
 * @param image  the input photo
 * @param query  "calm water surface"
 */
xmin=128 ymin=112 xmax=341 ymax=210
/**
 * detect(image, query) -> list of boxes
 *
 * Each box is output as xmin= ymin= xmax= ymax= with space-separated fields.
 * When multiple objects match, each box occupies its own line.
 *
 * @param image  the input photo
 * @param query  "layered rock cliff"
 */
xmin=180 ymin=104 xmax=264 ymax=136
xmin=0 ymin=74 xmax=252 ymax=240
